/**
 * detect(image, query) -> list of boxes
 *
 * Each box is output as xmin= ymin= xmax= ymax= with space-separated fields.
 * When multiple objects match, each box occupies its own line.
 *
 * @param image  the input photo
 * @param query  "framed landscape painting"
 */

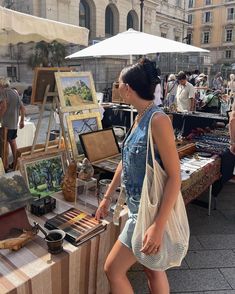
xmin=31 ymin=67 xmax=72 ymax=104
xmin=18 ymin=150 xmax=66 ymax=198
xmin=66 ymin=112 xmax=102 ymax=159
xmin=0 ymin=171 xmax=32 ymax=216
xmin=55 ymin=71 xmax=98 ymax=112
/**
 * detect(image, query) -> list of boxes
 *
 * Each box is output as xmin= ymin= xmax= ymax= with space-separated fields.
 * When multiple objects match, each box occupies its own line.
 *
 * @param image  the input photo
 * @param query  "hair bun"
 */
xmin=139 ymin=58 xmax=158 ymax=85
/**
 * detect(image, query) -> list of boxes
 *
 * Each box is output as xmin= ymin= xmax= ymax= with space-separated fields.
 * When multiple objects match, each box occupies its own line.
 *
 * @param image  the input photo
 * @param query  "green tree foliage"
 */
xmin=26 ymin=157 xmax=64 ymax=196
xmin=64 ymin=80 xmax=92 ymax=104
xmin=27 ymin=41 xmax=67 ymax=68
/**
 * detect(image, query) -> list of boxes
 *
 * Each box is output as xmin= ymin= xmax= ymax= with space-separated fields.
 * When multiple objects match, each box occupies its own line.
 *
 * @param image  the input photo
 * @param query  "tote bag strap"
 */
xmin=145 ymin=112 xmax=160 ymax=175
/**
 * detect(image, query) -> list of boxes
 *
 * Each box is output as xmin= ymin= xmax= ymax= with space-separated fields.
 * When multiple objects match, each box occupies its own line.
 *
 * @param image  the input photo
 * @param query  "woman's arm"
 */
xmin=103 ymin=161 xmax=122 ymax=199
xmin=95 ymin=161 xmax=122 ymax=220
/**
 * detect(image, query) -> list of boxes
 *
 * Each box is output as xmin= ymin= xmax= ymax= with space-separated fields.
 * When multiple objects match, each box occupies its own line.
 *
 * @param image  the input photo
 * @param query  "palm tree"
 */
xmin=27 ymin=41 xmax=67 ymax=68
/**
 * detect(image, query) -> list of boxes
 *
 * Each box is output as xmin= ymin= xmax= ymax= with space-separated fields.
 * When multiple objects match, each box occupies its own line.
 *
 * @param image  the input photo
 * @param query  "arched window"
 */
xmin=126 ymin=10 xmax=138 ymax=30
xmin=127 ymin=12 xmax=134 ymax=29
xmin=105 ymin=6 xmax=114 ymax=36
xmin=79 ymin=0 xmax=90 ymax=29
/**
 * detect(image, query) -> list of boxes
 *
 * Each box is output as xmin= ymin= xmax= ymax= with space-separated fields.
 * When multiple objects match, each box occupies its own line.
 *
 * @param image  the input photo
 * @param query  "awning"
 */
xmin=0 ymin=6 xmax=89 ymax=46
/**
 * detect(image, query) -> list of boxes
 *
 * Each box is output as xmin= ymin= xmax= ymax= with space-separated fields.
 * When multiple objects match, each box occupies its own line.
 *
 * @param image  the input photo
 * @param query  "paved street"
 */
xmin=128 ymin=183 xmax=235 ymax=293
xmin=27 ymin=109 xmax=235 ymax=294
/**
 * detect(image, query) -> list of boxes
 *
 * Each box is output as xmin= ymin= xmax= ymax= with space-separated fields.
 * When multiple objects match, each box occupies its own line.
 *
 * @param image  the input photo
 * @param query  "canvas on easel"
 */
xmin=0 ymin=127 xmax=8 ymax=170
xmin=55 ymin=71 xmax=99 ymax=112
xmin=31 ymin=67 xmax=72 ymax=104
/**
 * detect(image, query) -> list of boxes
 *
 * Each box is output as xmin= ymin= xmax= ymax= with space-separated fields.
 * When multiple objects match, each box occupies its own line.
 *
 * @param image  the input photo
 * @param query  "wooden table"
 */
xmin=0 ymin=193 xmax=127 ymax=294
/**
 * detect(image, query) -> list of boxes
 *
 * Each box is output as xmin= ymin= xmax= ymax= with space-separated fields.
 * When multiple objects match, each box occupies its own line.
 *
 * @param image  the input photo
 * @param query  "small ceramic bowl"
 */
xmin=45 ymin=229 xmax=66 ymax=254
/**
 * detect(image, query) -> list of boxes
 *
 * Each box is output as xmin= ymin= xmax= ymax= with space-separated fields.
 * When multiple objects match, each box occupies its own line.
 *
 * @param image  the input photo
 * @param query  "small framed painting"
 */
xmin=0 ymin=171 xmax=32 ymax=216
xmin=55 ymin=71 xmax=98 ymax=112
xmin=18 ymin=150 xmax=67 ymax=198
xmin=66 ymin=112 xmax=102 ymax=159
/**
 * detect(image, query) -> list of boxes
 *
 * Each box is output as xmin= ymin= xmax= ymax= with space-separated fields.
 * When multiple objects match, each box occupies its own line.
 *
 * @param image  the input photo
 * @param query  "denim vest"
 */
xmin=121 ymin=105 xmax=164 ymax=215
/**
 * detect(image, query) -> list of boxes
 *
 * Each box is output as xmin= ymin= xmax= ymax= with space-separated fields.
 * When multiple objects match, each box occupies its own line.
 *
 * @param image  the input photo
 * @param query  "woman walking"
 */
xmin=95 ymin=58 xmax=181 ymax=294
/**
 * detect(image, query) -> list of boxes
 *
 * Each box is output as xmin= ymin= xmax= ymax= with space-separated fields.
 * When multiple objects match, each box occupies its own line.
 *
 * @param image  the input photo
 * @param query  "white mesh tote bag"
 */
xmin=131 ymin=115 xmax=190 ymax=271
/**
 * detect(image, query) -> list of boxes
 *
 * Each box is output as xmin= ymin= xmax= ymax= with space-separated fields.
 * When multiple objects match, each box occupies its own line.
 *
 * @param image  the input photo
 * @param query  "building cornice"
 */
xmin=155 ymin=11 xmax=188 ymax=25
xmin=189 ymin=2 xmax=235 ymax=13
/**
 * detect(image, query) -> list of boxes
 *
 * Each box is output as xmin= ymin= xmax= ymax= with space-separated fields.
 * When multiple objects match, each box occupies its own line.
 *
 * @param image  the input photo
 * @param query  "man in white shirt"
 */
xmin=176 ymin=71 xmax=195 ymax=112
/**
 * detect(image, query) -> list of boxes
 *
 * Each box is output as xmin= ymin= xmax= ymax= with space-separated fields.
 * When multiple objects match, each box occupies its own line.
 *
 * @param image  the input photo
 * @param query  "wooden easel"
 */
xmin=0 ymin=126 xmax=8 ymax=170
xmin=31 ymin=84 xmax=71 ymax=164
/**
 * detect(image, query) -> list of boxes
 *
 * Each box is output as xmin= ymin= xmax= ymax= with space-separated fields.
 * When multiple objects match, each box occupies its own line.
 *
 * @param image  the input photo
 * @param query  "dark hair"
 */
xmin=120 ymin=58 xmax=159 ymax=100
xmin=177 ymin=71 xmax=187 ymax=81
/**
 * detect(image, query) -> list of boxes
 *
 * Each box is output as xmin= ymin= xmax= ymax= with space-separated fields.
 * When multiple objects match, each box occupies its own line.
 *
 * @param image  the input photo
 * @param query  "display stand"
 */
xmin=77 ymin=177 xmax=98 ymax=206
xmin=30 ymin=84 xmax=70 ymax=163
xmin=0 ymin=127 xmax=8 ymax=169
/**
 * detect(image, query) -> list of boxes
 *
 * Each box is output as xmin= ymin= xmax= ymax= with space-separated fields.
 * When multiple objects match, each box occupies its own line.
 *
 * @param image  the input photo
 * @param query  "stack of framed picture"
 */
xmin=31 ymin=67 xmax=103 ymax=161
xmin=54 ymin=71 xmax=103 ymax=160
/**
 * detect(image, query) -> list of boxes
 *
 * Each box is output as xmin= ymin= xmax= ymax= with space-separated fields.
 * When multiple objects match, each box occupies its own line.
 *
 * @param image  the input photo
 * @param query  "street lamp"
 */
xmin=140 ymin=0 xmax=144 ymax=32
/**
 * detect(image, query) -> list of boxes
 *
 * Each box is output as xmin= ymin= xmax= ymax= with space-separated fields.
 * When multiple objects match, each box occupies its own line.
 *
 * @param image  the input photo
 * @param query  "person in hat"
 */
xmin=195 ymin=73 xmax=209 ymax=103
xmin=0 ymin=77 xmax=25 ymax=170
xmin=176 ymin=71 xmax=195 ymax=112
xmin=165 ymin=74 xmax=178 ymax=107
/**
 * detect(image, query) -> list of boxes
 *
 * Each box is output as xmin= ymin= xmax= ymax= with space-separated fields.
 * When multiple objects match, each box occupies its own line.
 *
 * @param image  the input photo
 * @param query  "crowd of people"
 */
xmin=153 ymin=69 xmax=234 ymax=114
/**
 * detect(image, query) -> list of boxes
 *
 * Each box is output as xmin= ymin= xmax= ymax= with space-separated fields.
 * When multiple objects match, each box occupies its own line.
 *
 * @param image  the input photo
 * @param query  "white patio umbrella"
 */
xmin=0 ymin=6 xmax=88 ymax=45
xmin=66 ymin=29 xmax=209 ymax=59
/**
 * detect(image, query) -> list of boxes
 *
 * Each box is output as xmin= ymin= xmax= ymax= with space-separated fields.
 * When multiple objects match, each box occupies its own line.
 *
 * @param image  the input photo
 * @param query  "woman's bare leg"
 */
xmin=104 ymin=240 xmax=137 ymax=294
xmin=143 ymin=267 xmax=170 ymax=294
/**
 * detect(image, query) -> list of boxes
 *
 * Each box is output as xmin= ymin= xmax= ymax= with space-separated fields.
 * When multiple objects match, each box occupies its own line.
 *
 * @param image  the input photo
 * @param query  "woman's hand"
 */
xmin=95 ymin=199 xmax=111 ymax=221
xmin=140 ymin=223 xmax=164 ymax=255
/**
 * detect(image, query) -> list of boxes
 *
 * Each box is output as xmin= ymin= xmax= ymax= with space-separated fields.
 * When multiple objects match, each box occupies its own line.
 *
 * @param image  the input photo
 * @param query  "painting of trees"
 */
xmin=0 ymin=171 xmax=32 ymax=216
xmin=24 ymin=155 xmax=65 ymax=197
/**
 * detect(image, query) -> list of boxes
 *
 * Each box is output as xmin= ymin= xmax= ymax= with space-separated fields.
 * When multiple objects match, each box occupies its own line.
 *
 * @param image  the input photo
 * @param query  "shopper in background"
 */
xmin=195 ymin=73 xmax=209 ymax=103
xmin=153 ymin=67 xmax=163 ymax=107
xmin=212 ymin=72 xmax=224 ymax=91
xmin=229 ymin=100 xmax=235 ymax=155
xmin=165 ymin=74 xmax=178 ymax=107
xmin=228 ymin=74 xmax=235 ymax=100
xmin=176 ymin=71 xmax=195 ymax=112
xmin=0 ymin=77 xmax=25 ymax=170
xmin=153 ymin=79 xmax=162 ymax=106
xmin=95 ymin=58 xmax=181 ymax=294
xmin=189 ymin=69 xmax=200 ymax=86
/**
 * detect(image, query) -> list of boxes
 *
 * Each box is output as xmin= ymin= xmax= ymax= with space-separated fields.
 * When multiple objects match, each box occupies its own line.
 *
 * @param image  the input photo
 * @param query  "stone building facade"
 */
xmin=0 ymin=0 xmax=188 ymax=92
xmin=187 ymin=0 xmax=235 ymax=77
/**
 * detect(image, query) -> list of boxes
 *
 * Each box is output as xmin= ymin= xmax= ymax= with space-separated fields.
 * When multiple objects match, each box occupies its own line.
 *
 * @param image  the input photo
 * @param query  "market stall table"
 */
xmin=0 ymin=193 xmax=127 ymax=294
xmin=101 ymin=103 xmax=137 ymax=130
xmin=171 ymin=111 xmax=228 ymax=136
xmin=181 ymin=156 xmax=221 ymax=215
